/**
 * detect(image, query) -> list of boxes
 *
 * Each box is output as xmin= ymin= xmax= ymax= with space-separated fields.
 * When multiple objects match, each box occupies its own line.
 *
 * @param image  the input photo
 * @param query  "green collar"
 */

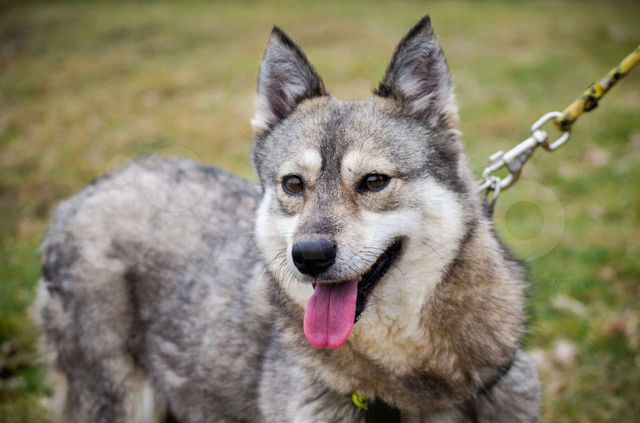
xmin=352 ymin=392 xmax=401 ymax=423
xmin=350 ymin=355 xmax=516 ymax=423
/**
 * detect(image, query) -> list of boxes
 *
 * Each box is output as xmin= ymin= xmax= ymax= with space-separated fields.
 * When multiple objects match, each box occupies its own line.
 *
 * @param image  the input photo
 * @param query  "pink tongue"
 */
xmin=304 ymin=280 xmax=358 ymax=349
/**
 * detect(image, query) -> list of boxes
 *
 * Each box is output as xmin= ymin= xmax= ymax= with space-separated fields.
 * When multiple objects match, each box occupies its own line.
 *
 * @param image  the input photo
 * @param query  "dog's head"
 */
xmin=253 ymin=17 xmax=477 ymax=350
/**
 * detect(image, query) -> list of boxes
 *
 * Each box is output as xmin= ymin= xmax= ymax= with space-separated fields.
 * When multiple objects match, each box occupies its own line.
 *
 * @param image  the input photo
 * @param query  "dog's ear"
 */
xmin=375 ymin=16 xmax=458 ymax=129
xmin=252 ymin=27 xmax=328 ymax=137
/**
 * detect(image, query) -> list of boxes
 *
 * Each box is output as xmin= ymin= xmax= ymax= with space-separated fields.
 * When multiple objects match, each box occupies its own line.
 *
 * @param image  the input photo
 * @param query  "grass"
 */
xmin=1 ymin=1 xmax=639 ymax=421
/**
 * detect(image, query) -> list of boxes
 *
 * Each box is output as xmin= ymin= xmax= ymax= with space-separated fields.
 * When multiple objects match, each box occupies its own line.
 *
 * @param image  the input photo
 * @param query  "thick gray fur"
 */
xmin=36 ymin=16 xmax=540 ymax=422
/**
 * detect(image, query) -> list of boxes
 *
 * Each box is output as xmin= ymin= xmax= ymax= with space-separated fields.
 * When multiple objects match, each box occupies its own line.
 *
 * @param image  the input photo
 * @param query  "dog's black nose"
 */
xmin=291 ymin=239 xmax=337 ymax=277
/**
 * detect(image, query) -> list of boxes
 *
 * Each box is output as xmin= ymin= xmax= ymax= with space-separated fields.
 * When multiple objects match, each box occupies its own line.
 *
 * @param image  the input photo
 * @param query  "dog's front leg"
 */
xmin=467 ymin=349 xmax=541 ymax=423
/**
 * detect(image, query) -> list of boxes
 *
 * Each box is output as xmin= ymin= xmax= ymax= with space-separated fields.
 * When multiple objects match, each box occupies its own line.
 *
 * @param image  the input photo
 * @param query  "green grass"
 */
xmin=1 ymin=1 xmax=639 ymax=421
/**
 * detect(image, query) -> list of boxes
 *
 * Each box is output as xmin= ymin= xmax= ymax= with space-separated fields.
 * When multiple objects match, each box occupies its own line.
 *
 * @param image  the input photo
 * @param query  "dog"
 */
xmin=35 ymin=16 xmax=541 ymax=422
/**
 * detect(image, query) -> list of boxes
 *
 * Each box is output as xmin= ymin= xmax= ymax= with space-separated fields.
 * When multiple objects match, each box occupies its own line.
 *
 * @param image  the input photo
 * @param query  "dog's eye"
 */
xmin=358 ymin=174 xmax=390 ymax=193
xmin=282 ymin=175 xmax=304 ymax=195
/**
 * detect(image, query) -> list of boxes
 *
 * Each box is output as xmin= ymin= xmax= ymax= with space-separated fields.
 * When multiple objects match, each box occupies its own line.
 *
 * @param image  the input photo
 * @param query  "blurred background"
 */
xmin=1 ymin=1 xmax=639 ymax=422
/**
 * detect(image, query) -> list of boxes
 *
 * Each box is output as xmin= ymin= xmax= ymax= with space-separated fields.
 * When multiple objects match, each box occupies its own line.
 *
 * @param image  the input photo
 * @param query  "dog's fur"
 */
xmin=36 ymin=17 xmax=540 ymax=422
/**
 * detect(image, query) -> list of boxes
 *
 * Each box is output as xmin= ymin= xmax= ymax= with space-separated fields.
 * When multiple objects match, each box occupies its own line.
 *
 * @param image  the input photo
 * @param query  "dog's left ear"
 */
xmin=252 ymin=27 xmax=328 ymax=137
xmin=375 ymin=16 xmax=458 ymax=129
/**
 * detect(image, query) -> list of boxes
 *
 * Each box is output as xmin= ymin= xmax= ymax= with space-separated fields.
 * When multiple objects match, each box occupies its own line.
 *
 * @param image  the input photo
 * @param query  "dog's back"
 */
xmin=36 ymin=157 xmax=272 ymax=422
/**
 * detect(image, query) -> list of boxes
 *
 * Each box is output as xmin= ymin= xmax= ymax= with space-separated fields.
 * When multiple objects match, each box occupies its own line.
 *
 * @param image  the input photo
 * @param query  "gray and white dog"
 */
xmin=36 ymin=16 xmax=540 ymax=423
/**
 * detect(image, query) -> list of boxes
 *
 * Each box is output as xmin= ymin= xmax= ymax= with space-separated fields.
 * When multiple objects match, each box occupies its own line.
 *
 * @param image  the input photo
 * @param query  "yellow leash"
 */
xmin=556 ymin=45 xmax=640 ymax=132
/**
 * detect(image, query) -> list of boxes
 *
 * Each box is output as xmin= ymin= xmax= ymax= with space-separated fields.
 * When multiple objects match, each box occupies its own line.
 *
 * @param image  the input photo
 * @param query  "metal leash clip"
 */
xmin=478 ymin=111 xmax=571 ymax=205
xmin=477 ymin=45 xmax=638 ymax=207
xmin=533 ymin=111 xmax=571 ymax=151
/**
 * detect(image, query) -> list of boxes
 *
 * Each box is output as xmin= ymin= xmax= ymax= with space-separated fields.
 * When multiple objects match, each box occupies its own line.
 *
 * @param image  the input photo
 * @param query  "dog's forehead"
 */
xmin=320 ymin=99 xmax=426 ymax=152
xmin=265 ymin=98 xmax=432 ymax=173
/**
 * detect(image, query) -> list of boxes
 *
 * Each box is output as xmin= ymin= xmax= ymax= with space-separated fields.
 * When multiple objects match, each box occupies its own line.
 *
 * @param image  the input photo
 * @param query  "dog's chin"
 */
xmin=310 ymin=238 xmax=404 ymax=322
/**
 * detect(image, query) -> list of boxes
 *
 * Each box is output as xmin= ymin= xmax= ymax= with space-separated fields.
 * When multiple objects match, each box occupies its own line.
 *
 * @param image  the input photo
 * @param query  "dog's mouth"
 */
xmin=355 ymin=238 xmax=404 ymax=321
xmin=303 ymin=238 xmax=404 ymax=350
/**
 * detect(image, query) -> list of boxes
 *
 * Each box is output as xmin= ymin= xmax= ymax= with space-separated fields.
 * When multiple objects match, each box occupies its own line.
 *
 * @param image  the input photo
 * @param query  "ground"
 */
xmin=1 ymin=1 xmax=639 ymax=422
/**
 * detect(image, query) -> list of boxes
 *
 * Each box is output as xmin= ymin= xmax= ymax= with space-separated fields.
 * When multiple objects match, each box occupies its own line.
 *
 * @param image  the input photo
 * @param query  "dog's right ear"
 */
xmin=375 ymin=16 xmax=458 ymax=130
xmin=251 ymin=27 xmax=328 ymax=137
